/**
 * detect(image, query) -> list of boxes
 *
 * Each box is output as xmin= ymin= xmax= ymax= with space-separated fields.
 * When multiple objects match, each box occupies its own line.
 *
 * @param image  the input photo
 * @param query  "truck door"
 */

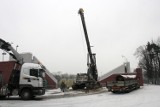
xmin=29 ymin=69 xmax=39 ymax=87
xmin=20 ymin=68 xmax=39 ymax=87
xmin=20 ymin=67 xmax=44 ymax=88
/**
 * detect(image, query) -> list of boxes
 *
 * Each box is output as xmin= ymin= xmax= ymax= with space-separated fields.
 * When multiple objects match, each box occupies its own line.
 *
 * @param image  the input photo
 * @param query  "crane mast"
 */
xmin=78 ymin=8 xmax=98 ymax=82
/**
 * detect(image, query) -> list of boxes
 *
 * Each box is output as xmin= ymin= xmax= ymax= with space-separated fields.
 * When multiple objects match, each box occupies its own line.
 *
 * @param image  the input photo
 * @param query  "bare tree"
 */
xmin=53 ymin=72 xmax=76 ymax=88
xmin=135 ymin=39 xmax=160 ymax=84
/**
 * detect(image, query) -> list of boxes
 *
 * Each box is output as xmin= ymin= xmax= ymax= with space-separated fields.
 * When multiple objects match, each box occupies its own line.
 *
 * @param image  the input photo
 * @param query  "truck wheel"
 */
xmin=20 ymin=89 xmax=32 ymax=100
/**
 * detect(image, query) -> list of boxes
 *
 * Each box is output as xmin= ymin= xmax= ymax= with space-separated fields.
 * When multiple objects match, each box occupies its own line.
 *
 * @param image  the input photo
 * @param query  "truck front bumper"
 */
xmin=33 ymin=87 xmax=45 ymax=95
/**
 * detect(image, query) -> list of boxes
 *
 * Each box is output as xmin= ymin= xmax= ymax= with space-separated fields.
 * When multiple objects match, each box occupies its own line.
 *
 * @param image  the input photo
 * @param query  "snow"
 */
xmin=121 ymin=74 xmax=136 ymax=79
xmin=0 ymin=85 xmax=160 ymax=107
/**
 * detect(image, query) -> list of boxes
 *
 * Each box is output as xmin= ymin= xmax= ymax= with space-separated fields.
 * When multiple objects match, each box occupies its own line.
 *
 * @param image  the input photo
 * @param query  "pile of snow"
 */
xmin=44 ymin=88 xmax=85 ymax=97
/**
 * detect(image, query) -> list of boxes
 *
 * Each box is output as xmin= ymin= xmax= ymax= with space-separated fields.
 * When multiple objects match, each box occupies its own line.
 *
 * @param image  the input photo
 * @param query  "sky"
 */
xmin=0 ymin=0 xmax=160 ymax=76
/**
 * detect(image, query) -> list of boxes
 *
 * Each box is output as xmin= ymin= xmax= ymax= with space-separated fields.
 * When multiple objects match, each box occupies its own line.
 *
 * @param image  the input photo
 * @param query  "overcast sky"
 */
xmin=0 ymin=0 xmax=160 ymax=76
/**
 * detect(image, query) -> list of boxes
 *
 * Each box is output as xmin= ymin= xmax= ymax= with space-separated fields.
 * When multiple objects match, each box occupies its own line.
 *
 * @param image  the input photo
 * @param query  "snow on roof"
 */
xmin=99 ymin=62 xmax=130 ymax=81
xmin=121 ymin=75 xmax=136 ymax=79
xmin=22 ymin=63 xmax=42 ymax=69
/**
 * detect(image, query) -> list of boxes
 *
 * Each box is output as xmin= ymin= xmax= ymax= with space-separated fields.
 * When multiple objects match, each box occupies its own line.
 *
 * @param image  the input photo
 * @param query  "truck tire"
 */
xmin=20 ymin=89 xmax=32 ymax=100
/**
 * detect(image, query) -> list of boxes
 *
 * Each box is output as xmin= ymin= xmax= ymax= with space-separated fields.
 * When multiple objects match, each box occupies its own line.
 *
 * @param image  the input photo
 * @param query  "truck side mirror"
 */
xmin=42 ymin=72 xmax=45 ymax=78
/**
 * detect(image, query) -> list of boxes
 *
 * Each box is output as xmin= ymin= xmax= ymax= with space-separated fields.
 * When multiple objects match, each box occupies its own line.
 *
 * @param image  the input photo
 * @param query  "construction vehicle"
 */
xmin=0 ymin=38 xmax=45 ymax=100
xmin=106 ymin=68 xmax=143 ymax=93
xmin=72 ymin=8 xmax=99 ymax=90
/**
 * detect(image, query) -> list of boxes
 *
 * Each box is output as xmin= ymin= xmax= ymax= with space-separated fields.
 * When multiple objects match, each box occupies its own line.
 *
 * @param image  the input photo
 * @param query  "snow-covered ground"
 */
xmin=0 ymin=85 xmax=160 ymax=107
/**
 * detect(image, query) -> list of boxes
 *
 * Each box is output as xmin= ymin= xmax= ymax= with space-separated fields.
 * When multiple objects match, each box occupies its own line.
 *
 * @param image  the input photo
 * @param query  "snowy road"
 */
xmin=0 ymin=85 xmax=160 ymax=107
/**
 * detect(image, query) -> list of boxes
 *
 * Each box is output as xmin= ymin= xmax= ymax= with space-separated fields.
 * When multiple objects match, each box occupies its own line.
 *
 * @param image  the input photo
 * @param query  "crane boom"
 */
xmin=0 ymin=38 xmax=23 ymax=64
xmin=78 ymin=8 xmax=94 ymax=64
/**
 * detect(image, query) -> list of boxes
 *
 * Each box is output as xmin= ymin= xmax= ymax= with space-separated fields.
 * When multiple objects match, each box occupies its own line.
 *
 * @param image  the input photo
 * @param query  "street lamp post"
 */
xmin=122 ymin=55 xmax=128 ymax=73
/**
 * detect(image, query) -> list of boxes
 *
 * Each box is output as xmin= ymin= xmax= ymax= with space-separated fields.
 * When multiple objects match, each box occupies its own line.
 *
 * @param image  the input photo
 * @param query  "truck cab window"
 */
xmin=30 ymin=69 xmax=38 ymax=77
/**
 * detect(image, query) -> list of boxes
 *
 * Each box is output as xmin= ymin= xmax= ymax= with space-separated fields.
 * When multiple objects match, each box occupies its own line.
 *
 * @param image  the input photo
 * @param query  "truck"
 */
xmin=72 ymin=8 xmax=99 ymax=90
xmin=0 ymin=38 xmax=45 ymax=100
xmin=106 ymin=68 xmax=143 ymax=93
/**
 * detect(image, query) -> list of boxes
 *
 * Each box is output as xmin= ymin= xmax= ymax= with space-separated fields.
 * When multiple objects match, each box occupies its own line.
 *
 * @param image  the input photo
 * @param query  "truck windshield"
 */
xmin=30 ymin=69 xmax=45 ymax=78
xmin=30 ymin=69 xmax=38 ymax=77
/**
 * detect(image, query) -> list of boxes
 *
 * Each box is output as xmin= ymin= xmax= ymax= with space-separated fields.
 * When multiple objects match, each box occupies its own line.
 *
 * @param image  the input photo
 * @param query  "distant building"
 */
xmin=98 ymin=62 xmax=130 ymax=87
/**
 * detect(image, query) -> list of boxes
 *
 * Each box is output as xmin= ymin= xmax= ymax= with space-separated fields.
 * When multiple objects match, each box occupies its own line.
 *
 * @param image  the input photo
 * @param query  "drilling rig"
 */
xmin=72 ymin=8 xmax=99 ymax=90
